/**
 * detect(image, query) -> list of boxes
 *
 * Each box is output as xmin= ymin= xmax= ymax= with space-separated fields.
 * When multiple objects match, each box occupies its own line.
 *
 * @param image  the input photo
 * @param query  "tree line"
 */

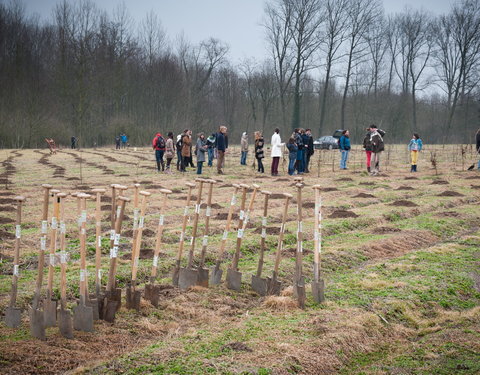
xmin=0 ymin=0 xmax=479 ymax=149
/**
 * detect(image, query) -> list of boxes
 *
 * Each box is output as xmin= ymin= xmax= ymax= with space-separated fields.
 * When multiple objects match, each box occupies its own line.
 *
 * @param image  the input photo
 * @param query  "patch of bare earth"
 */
xmin=329 ymin=210 xmax=358 ymax=218
xmin=390 ymin=200 xmax=418 ymax=207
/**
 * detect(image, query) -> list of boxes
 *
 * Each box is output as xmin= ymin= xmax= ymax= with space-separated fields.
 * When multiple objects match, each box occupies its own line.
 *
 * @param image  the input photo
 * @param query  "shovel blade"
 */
xmin=148 ymin=286 xmax=161 ymax=307
xmin=73 ymin=303 xmax=94 ymax=332
xmin=251 ymin=275 xmax=268 ymax=296
xmin=295 ymin=281 xmax=306 ymax=309
xmin=266 ymin=277 xmax=282 ymax=296
xmin=172 ymin=266 xmax=180 ymax=287
xmin=178 ymin=268 xmax=198 ymax=290
xmin=87 ymin=296 xmax=99 ymax=320
xmin=58 ymin=308 xmax=74 ymax=339
xmin=105 ymin=288 xmax=122 ymax=312
xmin=196 ymin=267 xmax=209 ymax=288
xmin=103 ymin=299 xmax=119 ymax=323
xmin=144 ymin=283 xmax=153 ymax=301
xmin=43 ymin=299 xmax=57 ymax=328
xmin=29 ymin=307 xmax=46 ymax=340
xmin=4 ymin=307 xmax=22 ymax=328
xmin=125 ymin=287 xmax=142 ymax=311
xmin=226 ymin=268 xmax=242 ymax=291
xmin=311 ymin=280 xmax=325 ymax=303
xmin=210 ymin=266 xmax=223 ymax=285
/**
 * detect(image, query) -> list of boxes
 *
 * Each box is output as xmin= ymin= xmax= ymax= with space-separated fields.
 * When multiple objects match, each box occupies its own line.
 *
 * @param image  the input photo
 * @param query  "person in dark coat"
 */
xmin=254 ymin=131 xmax=265 ymax=173
xmin=294 ymin=128 xmax=304 ymax=174
xmin=362 ymin=127 xmax=373 ymax=172
xmin=216 ymin=126 xmax=228 ymax=174
xmin=71 ymin=136 xmax=76 ymax=149
xmin=115 ymin=135 xmax=121 ymax=150
xmin=339 ymin=130 xmax=351 ymax=170
xmin=195 ymin=133 xmax=207 ymax=174
xmin=369 ymin=124 xmax=386 ymax=175
xmin=304 ymin=129 xmax=314 ymax=173
xmin=206 ymin=133 xmax=216 ymax=167
xmin=476 ymin=128 xmax=480 ymax=170
xmin=152 ymin=132 xmax=166 ymax=171
xmin=287 ymin=136 xmax=298 ymax=176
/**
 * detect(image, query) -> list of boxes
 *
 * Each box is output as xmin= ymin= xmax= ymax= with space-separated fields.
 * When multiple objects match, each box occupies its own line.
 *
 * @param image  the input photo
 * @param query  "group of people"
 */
xmin=115 ymin=134 xmax=128 ymax=149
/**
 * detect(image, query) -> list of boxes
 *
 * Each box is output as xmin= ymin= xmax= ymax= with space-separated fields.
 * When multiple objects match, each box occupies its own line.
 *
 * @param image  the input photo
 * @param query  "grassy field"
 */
xmin=0 ymin=144 xmax=479 ymax=375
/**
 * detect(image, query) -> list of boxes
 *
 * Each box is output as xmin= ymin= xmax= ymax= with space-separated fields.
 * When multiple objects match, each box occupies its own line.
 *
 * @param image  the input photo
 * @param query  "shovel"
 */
xmin=172 ymin=182 xmax=196 ymax=286
xmin=73 ymin=193 xmax=94 ymax=332
xmin=126 ymin=191 xmax=151 ymax=310
xmin=145 ymin=189 xmax=172 ymax=306
xmin=57 ymin=193 xmax=73 ymax=338
xmin=311 ymin=185 xmax=325 ymax=303
xmin=178 ymin=178 xmax=205 ymax=290
xmin=102 ymin=196 xmax=129 ymax=322
xmin=91 ymin=188 xmax=106 ymax=317
xmin=251 ymin=190 xmax=271 ymax=296
xmin=267 ymin=193 xmax=292 ymax=295
xmin=4 ymin=196 xmax=25 ymax=328
xmin=242 ymin=184 xmax=260 ymax=230
xmin=197 ymin=179 xmax=216 ymax=287
xmin=29 ymin=183 xmax=52 ymax=340
xmin=226 ymin=184 xmax=249 ymax=291
xmin=44 ymin=189 xmax=60 ymax=328
xmin=210 ymin=184 xmax=240 ymax=285
xmin=131 ymin=183 xmax=141 ymax=264
xmin=293 ymin=183 xmax=306 ymax=309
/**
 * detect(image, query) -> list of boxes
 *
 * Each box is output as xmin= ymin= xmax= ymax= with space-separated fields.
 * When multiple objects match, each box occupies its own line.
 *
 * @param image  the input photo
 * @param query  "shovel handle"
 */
xmin=231 ymin=185 xmax=249 ymax=270
xmin=295 ymin=183 xmax=303 ymax=285
xmin=57 ymin=193 xmax=68 ymax=308
xmin=131 ymin=192 xmax=150 ymax=282
xmin=131 ymin=184 xmax=141 ymax=264
xmin=94 ymin=190 xmax=104 ymax=294
xmin=47 ymin=191 xmax=61 ymax=297
xmin=199 ymin=180 xmax=215 ymax=267
xmin=151 ymin=190 xmax=172 ymax=278
xmin=9 ymin=196 xmax=24 ymax=308
xmin=187 ymin=180 xmax=204 ymax=268
xmin=110 ymin=184 xmax=117 ymax=229
xmin=216 ymin=185 xmax=240 ymax=263
xmin=242 ymin=184 xmax=260 ymax=231
xmin=256 ymin=191 xmax=270 ymax=277
xmin=176 ymin=183 xmax=195 ymax=262
xmin=273 ymin=194 xmax=292 ymax=274
xmin=313 ymin=185 xmax=322 ymax=281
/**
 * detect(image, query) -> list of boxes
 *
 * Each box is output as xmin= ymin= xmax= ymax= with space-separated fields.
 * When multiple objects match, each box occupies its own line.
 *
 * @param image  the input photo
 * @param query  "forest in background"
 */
xmin=0 ymin=0 xmax=479 ymax=149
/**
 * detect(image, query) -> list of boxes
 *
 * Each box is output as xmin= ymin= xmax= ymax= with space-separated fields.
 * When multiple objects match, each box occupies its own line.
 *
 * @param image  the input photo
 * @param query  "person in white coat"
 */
xmin=270 ymin=128 xmax=284 ymax=176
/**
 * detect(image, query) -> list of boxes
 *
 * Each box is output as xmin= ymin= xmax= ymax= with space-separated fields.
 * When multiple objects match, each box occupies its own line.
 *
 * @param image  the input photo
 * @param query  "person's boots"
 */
xmin=410 ymin=165 xmax=414 ymax=172
xmin=413 ymin=165 xmax=417 ymax=172
xmin=367 ymin=166 xmax=371 ymax=173
xmin=156 ymin=161 xmax=161 ymax=171
xmin=161 ymin=161 xmax=165 ymax=171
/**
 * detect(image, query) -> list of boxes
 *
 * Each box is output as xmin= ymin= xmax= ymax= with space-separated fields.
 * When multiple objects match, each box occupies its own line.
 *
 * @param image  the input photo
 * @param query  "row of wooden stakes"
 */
xmin=4 ymin=177 xmax=325 ymax=340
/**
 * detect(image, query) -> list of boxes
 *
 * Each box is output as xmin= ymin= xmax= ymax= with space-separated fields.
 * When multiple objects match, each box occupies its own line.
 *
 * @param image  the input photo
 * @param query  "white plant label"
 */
xmin=81 ymin=210 xmax=87 ymax=223
xmin=13 ymin=265 xmax=19 ymax=277
xmin=280 ymin=224 xmax=285 ymax=234
xmin=80 ymin=269 xmax=86 ymax=282
xmin=134 ymin=258 xmax=139 ymax=267
xmin=202 ymin=236 xmax=208 ymax=246
xmin=41 ymin=220 xmax=48 ymax=234
xmin=190 ymin=237 xmax=194 ymax=245
xmin=50 ymin=254 xmax=56 ymax=266
xmin=114 ymin=233 xmax=120 ymax=245
xmin=51 ymin=217 xmax=57 ymax=229
xmin=179 ymin=232 xmax=184 ymax=242
xmin=262 ymin=217 xmax=267 ymax=227
xmin=41 ymin=237 xmax=46 ymax=250
xmin=222 ymin=231 xmax=228 ymax=240
xmin=110 ymin=246 xmax=118 ymax=258
xmin=298 ymin=242 xmax=303 ymax=253
xmin=96 ymin=221 xmax=101 ymax=228
xmin=60 ymin=222 xmax=66 ymax=234
xmin=239 ymin=210 xmax=245 ymax=220
xmin=60 ymin=251 xmax=67 ymax=264
xmin=244 ymin=213 xmax=249 ymax=225
xmin=97 ymin=269 xmax=102 ymax=279
xmin=81 ymin=228 xmax=86 ymax=235
xmin=110 ymin=230 xmax=115 ymax=240
xmin=116 ymin=206 xmax=121 ymax=219
xmin=237 ymin=229 xmax=244 ymax=238
xmin=153 ymin=255 xmax=159 ymax=267
xmin=98 ymin=236 xmax=102 ymax=247
xmin=133 ymin=209 xmax=139 ymax=230
xmin=195 ymin=204 xmax=200 ymax=214
xmin=297 ymin=221 xmax=303 ymax=233
xmin=158 ymin=215 xmax=164 ymax=226
xmin=77 ymin=217 xmax=82 ymax=227
xmin=261 ymin=228 xmax=267 ymax=238
xmin=206 ymin=207 xmax=211 ymax=217
xmin=314 ymin=231 xmax=319 ymax=241
xmin=139 ymin=216 xmax=145 ymax=228
xmin=15 ymin=225 xmax=21 ymax=239
xmin=184 ymin=207 xmax=189 ymax=216
xmin=231 ymin=196 xmax=237 ymax=206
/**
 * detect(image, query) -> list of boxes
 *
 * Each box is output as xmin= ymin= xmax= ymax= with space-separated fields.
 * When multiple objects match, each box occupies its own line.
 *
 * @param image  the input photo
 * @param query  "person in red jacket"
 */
xmin=152 ymin=132 xmax=166 ymax=171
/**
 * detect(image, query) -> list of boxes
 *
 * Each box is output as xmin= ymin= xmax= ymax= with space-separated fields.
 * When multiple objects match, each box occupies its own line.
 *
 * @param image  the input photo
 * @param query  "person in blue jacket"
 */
xmin=339 ymin=130 xmax=351 ymax=170
xmin=408 ymin=133 xmax=423 ymax=172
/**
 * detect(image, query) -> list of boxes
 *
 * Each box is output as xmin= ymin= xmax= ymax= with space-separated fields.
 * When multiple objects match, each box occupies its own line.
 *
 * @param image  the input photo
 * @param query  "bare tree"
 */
xmin=364 ymin=12 xmax=387 ymax=97
xmin=340 ymin=0 xmax=382 ymax=129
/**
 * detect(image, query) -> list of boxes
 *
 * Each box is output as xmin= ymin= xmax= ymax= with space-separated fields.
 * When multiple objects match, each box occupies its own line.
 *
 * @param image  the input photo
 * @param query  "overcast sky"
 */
xmin=20 ymin=0 xmax=455 ymax=63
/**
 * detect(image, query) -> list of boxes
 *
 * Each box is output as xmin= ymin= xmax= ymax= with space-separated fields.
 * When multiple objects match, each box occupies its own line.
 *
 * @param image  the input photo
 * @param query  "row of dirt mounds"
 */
xmin=389 ymin=200 xmax=418 ymax=207
xmin=370 ymin=226 xmax=401 ymax=234
xmin=404 ymin=176 xmax=418 ymax=180
xmin=35 ymin=150 xmax=67 ymax=178
xmin=471 ymin=185 xmax=480 ymax=189
xmin=466 ymin=175 xmax=480 ymax=179
xmin=63 ymin=150 xmax=115 ymax=175
xmin=362 ymin=230 xmax=438 ymax=260
xmin=435 ymin=211 xmax=461 ymax=218
xmin=82 ymin=150 xmax=137 ymax=166
xmin=0 ymin=216 xmax=15 ymax=224
xmin=437 ymin=190 xmax=464 ymax=197
xmin=353 ymin=193 xmax=375 ymax=198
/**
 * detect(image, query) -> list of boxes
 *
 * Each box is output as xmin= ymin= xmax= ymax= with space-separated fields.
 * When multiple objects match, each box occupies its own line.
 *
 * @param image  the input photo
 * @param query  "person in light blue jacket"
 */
xmin=408 ymin=133 xmax=423 ymax=172
xmin=339 ymin=130 xmax=351 ymax=170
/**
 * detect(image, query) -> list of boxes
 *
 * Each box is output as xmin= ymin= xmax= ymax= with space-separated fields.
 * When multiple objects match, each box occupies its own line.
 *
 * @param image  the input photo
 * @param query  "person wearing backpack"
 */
xmin=369 ymin=124 xmax=386 ymax=175
xmin=152 ymin=132 xmax=166 ymax=172
xmin=165 ymin=132 xmax=175 ymax=173
xmin=362 ymin=127 xmax=373 ymax=172
xmin=294 ymin=128 xmax=304 ymax=174
xmin=339 ymin=130 xmax=351 ymax=170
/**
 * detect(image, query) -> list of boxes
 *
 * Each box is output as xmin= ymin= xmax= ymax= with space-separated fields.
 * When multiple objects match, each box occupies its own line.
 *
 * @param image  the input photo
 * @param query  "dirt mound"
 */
xmin=75 ymin=185 xmax=90 ymax=190
xmin=431 ymin=179 xmax=449 ymax=185
xmin=328 ymin=210 xmax=358 ymax=218
xmin=437 ymin=191 xmax=464 ymax=197
xmin=396 ymin=186 xmax=415 ymax=191
xmin=0 ymin=230 xmax=15 ymax=240
xmin=371 ymin=226 xmax=401 ymax=234
xmin=466 ymin=175 xmax=480 ymax=180
xmin=471 ymin=185 xmax=480 ymax=189
xmin=123 ymin=228 xmax=156 ymax=238
xmin=389 ymin=200 xmax=418 ymax=207
xmin=221 ymin=342 xmax=253 ymax=352
xmin=303 ymin=201 xmax=315 ymax=208
xmin=0 ymin=198 xmax=15 ymax=204
xmin=435 ymin=211 xmax=460 ymax=217
xmin=66 ymin=177 xmax=80 ymax=181
xmin=359 ymin=182 xmax=373 ymax=185
xmin=0 ymin=191 xmax=14 ymax=196
xmin=101 ymin=204 xmax=112 ymax=211
xmin=0 ymin=217 xmax=14 ymax=224
xmin=335 ymin=177 xmax=353 ymax=182
xmin=215 ymin=212 xmax=238 ymax=220
xmin=0 ymin=206 xmax=15 ymax=212
xmin=321 ymin=187 xmax=338 ymax=192
xmin=362 ymin=230 xmax=438 ymax=259
xmin=210 ymin=203 xmax=223 ymax=209
xmin=275 ymin=178 xmax=290 ymax=182
xmin=118 ymin=174 xmax=130 ymax=177
xmin=404 ymin=176 xmax=419 ymax=180
xmin=145 ymin=184 xmax=164 ymax=189
xmin=270 ymin=193 xmax=287 ymax=199
xmin=253 ymin=226 xmax=289 ymax=235
xmin=353 ymin=193 xmax=375 ymax=198
xmin=101 ymin=196 xmax=111 ymax=202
